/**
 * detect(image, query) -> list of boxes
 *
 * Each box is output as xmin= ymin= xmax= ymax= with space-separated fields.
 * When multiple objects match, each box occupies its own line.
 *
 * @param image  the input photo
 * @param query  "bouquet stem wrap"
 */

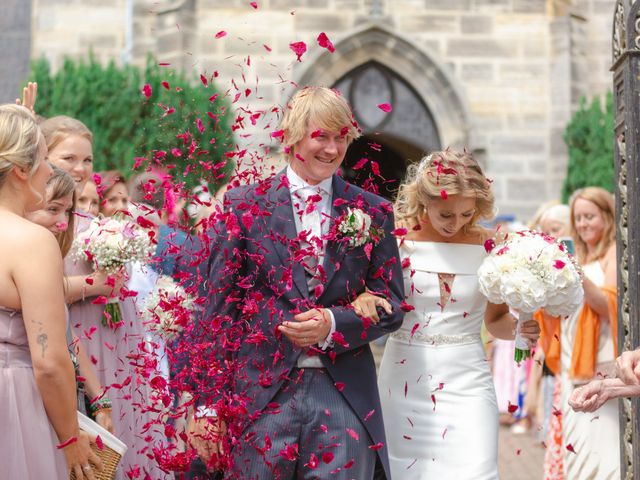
xmin=104 ymin=297 xmax=122 ymax=329
xmin=514 ymin=311 xmax=533 ymax=363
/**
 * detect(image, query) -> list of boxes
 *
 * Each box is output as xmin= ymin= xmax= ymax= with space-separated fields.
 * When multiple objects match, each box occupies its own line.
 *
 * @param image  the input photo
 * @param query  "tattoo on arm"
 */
xmin=37 ymin=333 xmax=48 ymax=359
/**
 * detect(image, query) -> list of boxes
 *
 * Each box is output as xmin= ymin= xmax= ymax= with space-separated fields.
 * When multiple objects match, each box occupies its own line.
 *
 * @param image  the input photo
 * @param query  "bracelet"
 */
xmin=89 ymin=396 xmax=112 ymax=415
xmin=56 ymin=436 xmax=78 ymax=449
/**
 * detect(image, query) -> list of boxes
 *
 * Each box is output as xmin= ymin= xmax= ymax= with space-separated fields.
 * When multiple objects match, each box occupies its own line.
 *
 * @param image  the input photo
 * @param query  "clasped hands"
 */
xmin=277 ymin=308 xmax=332 ymax=348
xmin=569 ymin=349 xmax=640 ymax=412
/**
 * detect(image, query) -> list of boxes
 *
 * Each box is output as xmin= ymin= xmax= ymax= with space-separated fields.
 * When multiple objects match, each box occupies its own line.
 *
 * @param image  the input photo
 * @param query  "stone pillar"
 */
xmin=611 ymin=0 xmax=640 ymax=478
xmin=0 ymin=0 xmax=32 ymax=103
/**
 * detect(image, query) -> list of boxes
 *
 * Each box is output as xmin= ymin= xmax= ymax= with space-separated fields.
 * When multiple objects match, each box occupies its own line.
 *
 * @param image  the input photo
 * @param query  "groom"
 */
xmin=189 ymin=86 xmax=404 ymax=479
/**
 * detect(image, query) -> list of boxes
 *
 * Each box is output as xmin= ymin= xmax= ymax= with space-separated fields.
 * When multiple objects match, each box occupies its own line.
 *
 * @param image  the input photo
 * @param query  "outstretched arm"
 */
xmin=570 ymin=377 xmax=640 ymax=412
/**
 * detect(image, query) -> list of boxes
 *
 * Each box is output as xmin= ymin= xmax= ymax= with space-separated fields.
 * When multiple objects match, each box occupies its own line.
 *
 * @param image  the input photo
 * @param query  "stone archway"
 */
xmin=333 ymin=60 xmax=440 ymax=199
xmin=294 ymin=23 xmax=472 ymax=151
xmin=293 ymin=24 xmax=472 ymax=199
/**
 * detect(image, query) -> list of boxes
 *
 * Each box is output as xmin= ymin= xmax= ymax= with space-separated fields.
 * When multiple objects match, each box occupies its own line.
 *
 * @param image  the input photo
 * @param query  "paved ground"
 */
xmin=371 ymin=342 xmax=545 ymax=479
xmin=498 ymin=425 xmax=544 ymax=479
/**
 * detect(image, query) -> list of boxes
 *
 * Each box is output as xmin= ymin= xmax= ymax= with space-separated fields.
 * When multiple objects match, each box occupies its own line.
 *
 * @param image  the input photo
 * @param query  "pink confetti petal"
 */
xmin=215 ymin=30 xmax=227 ymax=39
xmin=377 ymin=103 xmax=392 ymax=113
xmin=141 ymin=83 xmax=152 ymax=98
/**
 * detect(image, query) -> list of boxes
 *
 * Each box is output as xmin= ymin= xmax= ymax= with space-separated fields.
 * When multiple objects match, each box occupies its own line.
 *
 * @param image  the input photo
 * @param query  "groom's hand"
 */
xmin=188 ymin=415 xmax=226 ymax=467
xmin=278 ymin=308 xmax=332 ymax=348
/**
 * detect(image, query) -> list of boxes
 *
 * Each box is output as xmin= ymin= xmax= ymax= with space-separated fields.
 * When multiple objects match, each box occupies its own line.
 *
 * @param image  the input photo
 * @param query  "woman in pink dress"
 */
xmin=0 ymin=104 xmax=100 ymax=479
xmin=41 ymin=115 xmax=168 ymax=479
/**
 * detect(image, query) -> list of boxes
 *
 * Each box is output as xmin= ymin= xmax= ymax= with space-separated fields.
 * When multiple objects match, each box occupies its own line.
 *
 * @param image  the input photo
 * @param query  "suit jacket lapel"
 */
xmin=267 ymin=172 xmax=309 ymax=300
xmin=321 ymin=175 xmax=353 ymax=290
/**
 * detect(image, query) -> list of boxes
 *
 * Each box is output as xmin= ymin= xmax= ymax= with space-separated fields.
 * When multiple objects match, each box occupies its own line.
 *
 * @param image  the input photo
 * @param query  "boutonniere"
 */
xmin=334 ymin=207 xmax=384 ymax=248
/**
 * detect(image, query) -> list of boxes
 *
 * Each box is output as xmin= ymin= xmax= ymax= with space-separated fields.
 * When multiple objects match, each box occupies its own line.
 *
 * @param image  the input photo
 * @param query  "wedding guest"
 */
xmin=77 ymin=178 xmax=100 ymax=217
xmin=353 ymin=150 xmax=540 ymax=478
xmin=523 ymin=204 xmax=571 ymax=426
xmin=560 ymin=187 xmax=619 ymax=479
xmin=0 ymin=104 xmax=101 ymax=479
xmin=96 ymin=170 xmax=128 ymax=217
xmin=26 ymin=166 xmax=114 ymax=433
xmin=128 ymin=171 xmax=188 ymax=277
xmin=42 ymin=116 xmax=168 ymax=479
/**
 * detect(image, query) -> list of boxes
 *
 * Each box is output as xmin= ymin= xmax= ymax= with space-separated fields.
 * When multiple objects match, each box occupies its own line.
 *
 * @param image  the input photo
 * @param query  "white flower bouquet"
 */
xmin=478 ymin=230 xmax=584 ymax=362
xmin=73 ymin=216 xmax=155 ymax=328
xmin=142 ymin=276 xmax=195 ymax=339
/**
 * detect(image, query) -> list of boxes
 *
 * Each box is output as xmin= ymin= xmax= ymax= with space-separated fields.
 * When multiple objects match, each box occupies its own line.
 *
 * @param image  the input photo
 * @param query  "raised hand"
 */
xmin=15 ymin=82 xmax=37 ymax=113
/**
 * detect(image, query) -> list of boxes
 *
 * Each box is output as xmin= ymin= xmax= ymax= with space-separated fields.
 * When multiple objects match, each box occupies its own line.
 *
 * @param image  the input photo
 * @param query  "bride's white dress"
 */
xmin=379 ymin=241 xmax=499 ymax=479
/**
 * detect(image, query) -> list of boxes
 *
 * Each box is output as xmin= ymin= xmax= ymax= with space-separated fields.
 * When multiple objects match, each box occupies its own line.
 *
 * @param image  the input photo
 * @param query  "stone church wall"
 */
xmin=26 ymin=0 xmax=615 ymax=221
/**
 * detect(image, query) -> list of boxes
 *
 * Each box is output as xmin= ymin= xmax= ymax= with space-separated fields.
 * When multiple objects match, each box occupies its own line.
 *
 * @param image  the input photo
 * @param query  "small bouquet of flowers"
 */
xmin=73 ymin=216 xmax=155 ymax=328
xmin=142 ymin=276 xmax=195 ymax=339
xmin=478 ymin=230 xmax=584 ymax=362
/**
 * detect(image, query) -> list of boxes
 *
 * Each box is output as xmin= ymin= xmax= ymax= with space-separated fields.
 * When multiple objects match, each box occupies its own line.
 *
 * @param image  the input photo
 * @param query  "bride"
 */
xmin=353 ymin=150 xmax=540 ymax=479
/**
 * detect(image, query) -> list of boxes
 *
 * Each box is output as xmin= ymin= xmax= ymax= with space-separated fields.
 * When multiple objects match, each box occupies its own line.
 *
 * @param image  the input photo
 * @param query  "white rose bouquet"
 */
xmin=73 ymin=216 xmax=155 ymax=328
xmin=142 ymin=276 xmax=195 ymax=339
xmin=478 ymin=230 xmax=584 ymax=362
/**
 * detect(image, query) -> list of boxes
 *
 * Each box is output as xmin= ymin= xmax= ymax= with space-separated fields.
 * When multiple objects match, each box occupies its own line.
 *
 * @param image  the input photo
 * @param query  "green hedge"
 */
xmin=29 ymin=55 xmax=235 ymax=190
xmin=561 ymin=92 xmax=614 ymax=203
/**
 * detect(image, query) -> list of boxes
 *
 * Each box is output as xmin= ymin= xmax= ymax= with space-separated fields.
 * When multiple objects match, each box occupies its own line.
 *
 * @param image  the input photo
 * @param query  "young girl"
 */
xmin=26 ymin=167 xmax=114 ymax=434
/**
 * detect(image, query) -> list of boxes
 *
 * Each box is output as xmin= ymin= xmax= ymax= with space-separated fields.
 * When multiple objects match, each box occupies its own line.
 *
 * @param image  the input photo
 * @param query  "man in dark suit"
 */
xmin=188 ymin=86 xmax=405 ymax=479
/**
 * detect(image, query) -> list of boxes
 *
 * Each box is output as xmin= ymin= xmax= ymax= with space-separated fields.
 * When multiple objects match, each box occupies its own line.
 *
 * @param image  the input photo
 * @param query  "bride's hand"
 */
xmin=516 ymin=317 xmax=541 ymax=348
xmin=351 ymin=291 xmax=392 ymax=324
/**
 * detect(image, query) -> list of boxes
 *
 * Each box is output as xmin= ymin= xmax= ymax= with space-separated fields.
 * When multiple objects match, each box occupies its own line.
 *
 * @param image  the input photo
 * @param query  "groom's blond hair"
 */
xmin=279 ymin=86 xmax=360 ymax=162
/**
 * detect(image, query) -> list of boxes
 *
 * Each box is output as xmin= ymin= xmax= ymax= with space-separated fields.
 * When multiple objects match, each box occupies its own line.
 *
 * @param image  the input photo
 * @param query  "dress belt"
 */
xmin=391 ymin=330 xmax=481 ymax=345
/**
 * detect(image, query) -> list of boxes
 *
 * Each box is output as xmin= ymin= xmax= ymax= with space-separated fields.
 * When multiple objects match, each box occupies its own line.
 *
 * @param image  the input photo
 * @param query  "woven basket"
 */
xmin=69 ymin=412 xmax=127 ymax=480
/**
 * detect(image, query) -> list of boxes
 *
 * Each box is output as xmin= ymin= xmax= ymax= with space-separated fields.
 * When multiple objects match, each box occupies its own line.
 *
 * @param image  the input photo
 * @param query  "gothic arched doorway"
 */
xmin=333 ymin=61 xmax=441 ymax=200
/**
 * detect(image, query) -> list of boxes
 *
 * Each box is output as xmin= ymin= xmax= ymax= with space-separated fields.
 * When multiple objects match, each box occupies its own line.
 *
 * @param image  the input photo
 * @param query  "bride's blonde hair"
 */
xmin=395 ymin=149 xmax=495 ymax=232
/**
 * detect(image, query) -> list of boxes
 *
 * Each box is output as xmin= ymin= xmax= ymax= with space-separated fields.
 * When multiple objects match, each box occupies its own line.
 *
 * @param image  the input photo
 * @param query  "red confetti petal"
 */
xmin=289 ymin=41 xmax=307 ymax=61
xmin=250 ymin=1 xmax=258 ymax=8
xmin=141 ymin=83 xmax=152 ymax=98
xmin=215 ymin=30 xmax=227 ymax=39
xmin=440 ymin=189 xmax=448 ymax=200
xmin=377 ymin=103 xmax=392 ymax=113
xmin=321 ymin=451 xmax=334 ymax=464
xmin=553 ymin=259 xmax=566 ymax=269
xmin=317 ymin=32 xmax=335 ymax=53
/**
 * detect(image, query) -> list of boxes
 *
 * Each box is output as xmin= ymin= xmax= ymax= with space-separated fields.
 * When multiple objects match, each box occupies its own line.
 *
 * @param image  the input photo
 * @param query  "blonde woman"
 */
xmin=0 ymin=104 xmax=100 ymax=479
xmin=560 ymin=187 xmax=619 ymax=480
xmin=353 ymin=150 xmax=540 ymax=479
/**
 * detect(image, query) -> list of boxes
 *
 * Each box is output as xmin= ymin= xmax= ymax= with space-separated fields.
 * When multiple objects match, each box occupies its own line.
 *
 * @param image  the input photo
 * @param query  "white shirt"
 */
xmin=286 ymin=166 xmax=336 ymax=354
